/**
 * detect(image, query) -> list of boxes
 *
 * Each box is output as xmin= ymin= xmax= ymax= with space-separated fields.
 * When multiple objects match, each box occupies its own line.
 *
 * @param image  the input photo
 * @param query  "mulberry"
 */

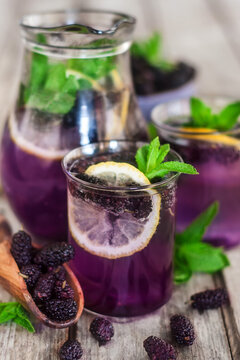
xmin=191 ymin=288 xmax=229 ymax=311
xmin=60 ymin=340 xmax=83 ymax=360
xmin=90 ymin=317 xmax=114 ymax=346
xmin=143 ymin=336 xmax=177 ymax=360
xmin=19 ymin=264 xmax=41 ymax=288
xmin=54 ymin=280 xmax=74 ymax=300
xmin=33 ymin=273 xmax=55 ymax=302
xmin=44 ymin=298 xmax=77 ymax=321
xmin=11 ymin=231 xmax=32 ymax=268
xmin=170 ymin=314 xmax=195 ymax=346
xmin=34 ymin=243 xmax=75 ymax=267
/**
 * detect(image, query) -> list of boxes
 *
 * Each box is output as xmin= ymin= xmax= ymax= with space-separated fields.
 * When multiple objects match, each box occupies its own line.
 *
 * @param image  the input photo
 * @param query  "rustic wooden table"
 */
xmin=1 ymin=0 xmax=240 ymax=359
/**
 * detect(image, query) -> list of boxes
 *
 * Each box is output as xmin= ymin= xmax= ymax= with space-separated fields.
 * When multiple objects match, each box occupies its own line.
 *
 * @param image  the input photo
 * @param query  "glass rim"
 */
xmin=62 ymin=140 xmax=183 ymax=193
xmin=151 ymin=96 xmax=240 ymax=136
xmin=20 ymin=9 xmax=136 ymax=34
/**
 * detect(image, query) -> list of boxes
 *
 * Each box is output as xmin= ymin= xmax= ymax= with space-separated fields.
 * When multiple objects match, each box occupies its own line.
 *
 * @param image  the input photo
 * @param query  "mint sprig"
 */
xmin=0 ymin=302 xmax=35 ymax=333
xmin=131 ymin=32 xmax=174 ymax=71
xmin=22 ymin=53 xmax=115 ymax=115
xmin=135 ymin=137 xmax=198 ymax=180
xmin=174 ymin=202 xmax=230 ymax=284
xmin=188 ymin=97 xmax=240 ymax=131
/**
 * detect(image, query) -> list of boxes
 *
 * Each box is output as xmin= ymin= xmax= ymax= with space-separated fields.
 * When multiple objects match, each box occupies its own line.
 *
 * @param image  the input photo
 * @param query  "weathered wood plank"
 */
xmin=76 ymin=274 xmax=232 ymax=360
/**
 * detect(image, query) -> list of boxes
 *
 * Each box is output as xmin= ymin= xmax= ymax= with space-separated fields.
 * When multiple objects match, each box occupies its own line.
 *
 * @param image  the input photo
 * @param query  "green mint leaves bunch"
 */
xmin=188 ymin=97 xmax=240 ymax=131
xmin=22 ymin=52 xmax=116 ymax=115
xmin=131 ymin=32 xmax=174 ymax=71
xmin=0 ymin=302 xmax=35 ymax=333
xmin=174 ymin=202 xmax=230 ymax=284
xmin=135 ymin=137 xmax=198 ymax=181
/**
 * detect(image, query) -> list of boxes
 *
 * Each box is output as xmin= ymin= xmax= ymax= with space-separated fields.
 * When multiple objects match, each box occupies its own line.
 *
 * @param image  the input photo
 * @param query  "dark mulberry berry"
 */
xmin=33 ymin=273 xmax=55 ymax=302
xmin=90 ymin=317 xmax=114 ymax=346
xmin=34 ymin=243 xmax=75 ymax=267
xmin=44 ymin=299 xmax=77 ymax=321
xmin=143 ymin=336 xmax=177 ymax=360
xmin=48 ymin=266 xmax=66 ymax=281
xmin=60 ymin=340 xmax=83 ymax=360
xmin=191 ymin=288 xmax=229 ymax=311
xmin=54 ymin=280 xmax=74 ymax=300
xmin=76 ymin=173 xmax=107 ymax=186
xmin=170 ymin=314 xmax=195 ymax=346
xmin=11 ymin=230 xmax=32 ymax=268
xmin=19 ymin=264 xmax=41 ymax=288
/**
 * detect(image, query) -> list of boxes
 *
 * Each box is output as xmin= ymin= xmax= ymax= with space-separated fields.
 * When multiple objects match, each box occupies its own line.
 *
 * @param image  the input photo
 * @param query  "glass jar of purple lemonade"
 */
xmin=0 ymin=11 xmax=148 ymax=245
xmin=62 ymin=140 xmax=182 ymax=318
xmin=152 ymin=98 xmax=240 ymax=248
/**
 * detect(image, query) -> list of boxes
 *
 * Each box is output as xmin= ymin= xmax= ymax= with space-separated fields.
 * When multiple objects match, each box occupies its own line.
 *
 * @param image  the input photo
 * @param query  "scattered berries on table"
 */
xmin=44 ymin=298 xmax=77 ymax=321
xmin=60 ymin=340 xmax=83 ymax=360
xmin=11 ymin=230 xmax=33 ymax=268
xmin=90 ymin=317 xmax=114 ymax=346
xmin=190 ymin=288 xmax=229 ymax=311
xmin=19 ymin=264 xmax=41 ymax=288
xmin=33 ymin=273 xmax=55 ymax=302
xmin=143 ymin=336 xmax=177 ymax=360
xmin=170 ymin=314 xmax=195 ymax=346
xmin=34 ymin=243 xmax=75 ymax=267
xmin=54 ymin=280 xmax=75 ymax=300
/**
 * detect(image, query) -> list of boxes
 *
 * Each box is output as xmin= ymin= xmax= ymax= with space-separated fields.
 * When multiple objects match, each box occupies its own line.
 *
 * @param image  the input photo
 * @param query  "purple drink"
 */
xmin=63 ymin=141 xmax=181 ymax=317
xmin=1 ymin=124 xmax=68 ymax=244
xmin=152 ymin=99 xmax=240 ymax=248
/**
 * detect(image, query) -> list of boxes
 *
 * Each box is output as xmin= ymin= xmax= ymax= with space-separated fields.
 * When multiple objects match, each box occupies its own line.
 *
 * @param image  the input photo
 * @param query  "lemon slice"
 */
xmin=180 ymin=127 xmax=240 ymax=148
xmin=9 ymin=113 xmax=67 ymax=160
xmin=69 ymin=162 xmax=161 ymax=259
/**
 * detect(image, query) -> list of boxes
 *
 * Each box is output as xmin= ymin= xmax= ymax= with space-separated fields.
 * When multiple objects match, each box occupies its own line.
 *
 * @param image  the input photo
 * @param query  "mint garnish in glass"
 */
xmin=187 ymin=97 xmax=240 ymax=131
xmin=135 ymin=137 xmax=198 ymax=180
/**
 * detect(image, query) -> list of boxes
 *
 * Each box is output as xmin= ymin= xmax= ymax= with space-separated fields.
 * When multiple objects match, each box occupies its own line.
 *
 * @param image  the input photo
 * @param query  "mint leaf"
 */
xmin=67 ymin=57 xmax=115 ymax=80
xmin=0 ymin=305 xmax=17 ymax=323
xmin=147 ymin=161 xmax=198 ymax=179
xmin=135 ymin=145 xmax=149 ymax=173
xmin=135 ymin=137 xmax=197 ymax=181
xmin=131 ymin=32 xmax=174 ymax=71
xmin=146 ymin=137 xmax=160 ymax=173
xmin=0 ymin=302 xmax=35 ymax=332
xmin=44 ymin=63 xmax=66 ymax=92
xmin=174 ymin=253 xmax=192 ymax=284
xmin=190 ymin=97 xmax=213 ymax=128
xmin=27 ymin=90 xmax=75 ymax=115
xmin=14 ymin=316 xmax=35 ymax=333
xmin=217 ymin=101 xmax=240 ymax=131
xmin=148 ymin=123 xmax=158 ymax=140
xmin=174 ymin=202 xmax=230 ymax=284
xmin=156 ymin=143 xmax=170 ymax=164
xmin=28 ymin=53 xmax=48 ymax=92
xmin=176 ymin=201 xmax=219 ymax=244
xmin=179 ymin=242 xmax=230 ymax=273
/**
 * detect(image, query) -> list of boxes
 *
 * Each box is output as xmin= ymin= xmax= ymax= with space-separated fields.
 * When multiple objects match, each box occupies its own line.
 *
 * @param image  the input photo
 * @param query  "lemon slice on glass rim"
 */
xmin=69 ymin=162 xmax=161 ymax=259
xmin=180 ymin=127 xmax=240 ymax=148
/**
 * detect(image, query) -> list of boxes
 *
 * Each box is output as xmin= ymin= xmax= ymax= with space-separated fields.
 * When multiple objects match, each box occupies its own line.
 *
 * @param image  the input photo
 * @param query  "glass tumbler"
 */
xmin=152 ymin=97 xmax=240 ymax=248
xmin=62 ymin=140 xmax=182 ymax=317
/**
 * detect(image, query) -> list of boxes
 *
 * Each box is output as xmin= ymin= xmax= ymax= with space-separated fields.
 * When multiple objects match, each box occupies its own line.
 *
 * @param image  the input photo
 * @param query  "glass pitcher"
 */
xmin=1 ymin=10 xmax=148 ymax=244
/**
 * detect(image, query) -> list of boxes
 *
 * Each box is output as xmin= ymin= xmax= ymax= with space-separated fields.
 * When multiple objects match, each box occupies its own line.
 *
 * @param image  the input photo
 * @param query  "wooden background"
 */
xmin=1 ymin=0 xmax=240 ymax=359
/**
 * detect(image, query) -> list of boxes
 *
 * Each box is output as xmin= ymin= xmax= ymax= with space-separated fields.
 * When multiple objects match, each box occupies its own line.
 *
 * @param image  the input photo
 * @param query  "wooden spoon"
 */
xmin=0 ymin=215 xmax=84 ymax=329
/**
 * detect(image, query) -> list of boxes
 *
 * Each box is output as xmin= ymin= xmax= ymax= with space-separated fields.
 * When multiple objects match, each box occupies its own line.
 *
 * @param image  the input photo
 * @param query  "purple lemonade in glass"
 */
xmin=0 ymin=11 xmax=148 ymax=244
xmin=62 ymin=141 xmax=182 ymax=317
xmin=152 ymin=98 xmax=240 ymax=248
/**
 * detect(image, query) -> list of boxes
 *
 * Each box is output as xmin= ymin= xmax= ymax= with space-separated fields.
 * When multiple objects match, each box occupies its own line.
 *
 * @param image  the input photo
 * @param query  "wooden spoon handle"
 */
xmin=0 ymin=216 xmax=28 ymax=306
